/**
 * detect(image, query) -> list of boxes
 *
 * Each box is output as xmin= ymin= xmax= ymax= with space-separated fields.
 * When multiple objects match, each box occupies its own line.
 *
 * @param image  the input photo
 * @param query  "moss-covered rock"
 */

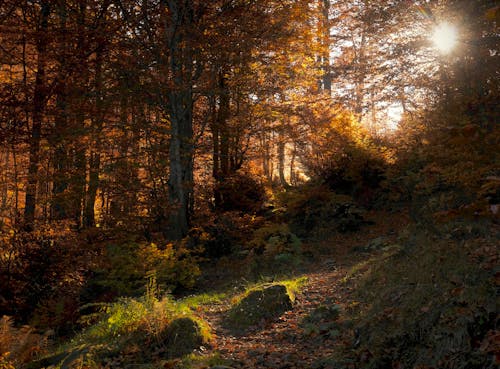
xmin=160 ymin=317 xmax=205 ymax=359
xmin=225 ymin=284 xmax=293 ymax=333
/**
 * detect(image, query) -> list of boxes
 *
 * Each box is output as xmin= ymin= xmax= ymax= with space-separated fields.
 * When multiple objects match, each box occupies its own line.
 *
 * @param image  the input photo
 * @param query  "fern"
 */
xmin=0 ymin=315 xmax=51 ymax=366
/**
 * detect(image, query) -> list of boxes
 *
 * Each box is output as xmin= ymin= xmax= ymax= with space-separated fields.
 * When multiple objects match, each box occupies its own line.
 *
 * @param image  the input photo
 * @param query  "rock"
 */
xmin=225 ymin=284 xmax=293 ymax=332
xmin=160 ymin=317 xmax=205 ymax=359
xmin=209 ymin=366 xmax=236 ymax=369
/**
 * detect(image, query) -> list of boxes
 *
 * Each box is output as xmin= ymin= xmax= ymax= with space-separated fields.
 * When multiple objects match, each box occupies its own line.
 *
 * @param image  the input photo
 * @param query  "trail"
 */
xmin=203 ymin=266 xmax=350 ymax=368
xmin=198 ymin=210 xmax=409 ymax=369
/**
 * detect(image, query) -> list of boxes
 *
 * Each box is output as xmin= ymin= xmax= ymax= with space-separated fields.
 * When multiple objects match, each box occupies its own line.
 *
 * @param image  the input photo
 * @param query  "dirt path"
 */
xmin=201 ymin=266 xmax=349 ymax=368
xmin=198 ymin=210 xmax=409 ymax=368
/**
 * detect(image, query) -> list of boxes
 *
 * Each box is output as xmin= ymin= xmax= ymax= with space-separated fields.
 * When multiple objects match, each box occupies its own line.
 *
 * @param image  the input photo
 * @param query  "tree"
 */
xmin=23 ymin=1 xmax=50 ymax=230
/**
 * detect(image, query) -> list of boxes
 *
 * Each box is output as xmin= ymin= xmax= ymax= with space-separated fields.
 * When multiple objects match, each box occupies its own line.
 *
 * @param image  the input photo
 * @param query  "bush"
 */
xmin=280 ymin=185 xmax=366 ymax=238
xmin=0 ymin=224 xmax=92 ymax=332
xmin=214 ymin=172 xmax=266 ymax=213
xmin=0 ymin=316 xmax=51 ymax=367
xmin=189 ymin=212 xmax=266 ymax=258
xmin=247 ymin=223 xmax=301 ymax=257
xmin=83 ymin=240 xmax=200 ymax=302
xmin=40 ymin=288 xmax=212 ymax=369
xmin=298 ymin=106 xmax=388 ymax=203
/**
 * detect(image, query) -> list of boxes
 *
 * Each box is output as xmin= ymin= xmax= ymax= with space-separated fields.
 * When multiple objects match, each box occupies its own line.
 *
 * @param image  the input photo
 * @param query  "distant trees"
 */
xmin=0 ymin=0 xmax=496 ymax=238
xmin=0 ymin=0 xmax=319 ymax=237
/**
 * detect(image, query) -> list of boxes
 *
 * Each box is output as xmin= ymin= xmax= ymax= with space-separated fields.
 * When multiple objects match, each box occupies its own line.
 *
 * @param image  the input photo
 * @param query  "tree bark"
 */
xmin=84 ymin=48 xmax=104 ymax=228
xmin=277 ymin=128 xmax=288 ymax=187
xmin=321 ymin=0 xmax=332 ymax=93
xmin=51 ymin=2 xmax=69 ymax=220
xmin=24 ymin=1 xmax=50 ymax=230
xmin=164 ymin=0 xmax=195 ymax=240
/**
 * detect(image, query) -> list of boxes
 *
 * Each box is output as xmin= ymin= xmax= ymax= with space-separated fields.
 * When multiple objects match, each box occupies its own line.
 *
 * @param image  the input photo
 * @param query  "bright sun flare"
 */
xmin=432 ymin=22 xmax=458 ymax=53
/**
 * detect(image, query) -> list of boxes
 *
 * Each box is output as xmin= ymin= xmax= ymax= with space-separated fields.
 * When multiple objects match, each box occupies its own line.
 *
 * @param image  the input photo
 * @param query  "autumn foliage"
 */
xmin=0 ymin=0 xmax=498 ymax=368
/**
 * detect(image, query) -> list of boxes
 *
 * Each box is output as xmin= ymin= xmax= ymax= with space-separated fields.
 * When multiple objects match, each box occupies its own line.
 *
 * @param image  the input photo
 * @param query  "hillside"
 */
xmin=0 ymin=1 xmax=498 ymax=368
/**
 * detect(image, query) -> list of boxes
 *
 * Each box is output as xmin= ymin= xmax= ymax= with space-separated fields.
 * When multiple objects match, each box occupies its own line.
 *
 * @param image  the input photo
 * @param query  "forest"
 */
xmin=0 ymin=0 xmax=498 ymax=368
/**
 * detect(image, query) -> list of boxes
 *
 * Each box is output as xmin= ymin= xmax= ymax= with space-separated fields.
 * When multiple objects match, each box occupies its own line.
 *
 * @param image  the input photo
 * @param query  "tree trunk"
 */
xmin=321 ymin=0 xmax=332 ymax=93
xmin=277 ymin=129 xmax=288 ymax=187
xmin=212 ymin=69 xmax=231 ymax=209
xmin=24 ymin=1 xmax=50 ymax=230
xmin=164 ymin=0 xmax=195 ymax=240
xmin=51 ymin=2 xmax=69 ymax=220
xmin=84 ymin=48 xmax=104 ymax=228
xmin=289 ymin=142 xmax=296 ymax=186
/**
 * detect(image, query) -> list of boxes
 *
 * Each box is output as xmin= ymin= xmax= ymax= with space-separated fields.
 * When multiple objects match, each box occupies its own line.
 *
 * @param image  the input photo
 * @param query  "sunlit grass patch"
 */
xmin=340 ymin=245 xmax=400 ymax=285
xmin=36 ymin=281 xmax=216 ymax=368
xmin=179 ymin=292 xmax=227 ymax=309
xmin=231 ymin=275 xmax=308 ymax=305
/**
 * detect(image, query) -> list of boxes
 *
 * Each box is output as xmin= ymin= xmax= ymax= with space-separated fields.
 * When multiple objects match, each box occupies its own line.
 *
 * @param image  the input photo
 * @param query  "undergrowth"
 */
xmin=35 ymin=277 xmax=213 ymax=369
xmin=326 ymin=220 xmax=498 ymax=369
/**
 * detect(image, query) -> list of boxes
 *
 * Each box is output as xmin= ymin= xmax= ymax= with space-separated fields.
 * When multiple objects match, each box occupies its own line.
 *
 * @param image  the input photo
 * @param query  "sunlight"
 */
xmin=431 ymin=22 xmax=457 ymax=54
xmin=387 ymin=105 xmax=403 ymax=130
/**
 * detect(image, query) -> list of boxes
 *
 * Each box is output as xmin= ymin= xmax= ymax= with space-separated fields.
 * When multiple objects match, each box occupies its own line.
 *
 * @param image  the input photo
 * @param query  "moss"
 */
xmin=159 ymin=317 xmax=205 ymax=359
xmin=225 ymin=284 xmax=294 ymax=332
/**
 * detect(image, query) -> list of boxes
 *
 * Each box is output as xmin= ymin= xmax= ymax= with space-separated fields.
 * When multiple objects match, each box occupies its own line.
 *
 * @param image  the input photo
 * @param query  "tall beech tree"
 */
xmin=160 ymin=0 xmax=198 ymax=240
xmin=24 ymin=1 xmax=50 ymax=230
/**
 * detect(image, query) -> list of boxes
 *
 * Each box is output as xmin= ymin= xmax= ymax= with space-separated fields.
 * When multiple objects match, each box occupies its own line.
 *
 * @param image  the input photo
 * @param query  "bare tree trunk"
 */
xmin=24 ymin=1 xmax=50 ymax=230
xmin=12 ymin=144 xmax=19 ymax=223
xmin=164 ymin=0 xmax=195 ymax=240
xmin=212 ymin=69 xmax=231 ymax=210
xmin=277 ymin=129 xmax=288 ymax=187
xmin=71 ymin=0 xmax=89 ymax=228
xmin=51 ymin=1 xmax=69 ymax=220
xmin=217 ymin=71 xmax=230 ymax=178
xmin=289 ymin=142 xmax=296 ymax=186
xmin=0 ymin=150 xmax=8 ymax=212
xmin=84 ymin=48 xmax=104 ymax=228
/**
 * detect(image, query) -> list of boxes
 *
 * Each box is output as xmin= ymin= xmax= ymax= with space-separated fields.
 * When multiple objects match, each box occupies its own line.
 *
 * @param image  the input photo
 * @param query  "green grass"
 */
xmin=36 ymin=275 xmax=309 ymax=368
xmin=37 ymin=286 xmax=218 ymax=368
xmin=176 ymin=352 xmax=232 ymax=369
xmin=230 ymin=275 xmax=308 ymax=305
xmin=179 ymin=292 xmax=227 ymax=309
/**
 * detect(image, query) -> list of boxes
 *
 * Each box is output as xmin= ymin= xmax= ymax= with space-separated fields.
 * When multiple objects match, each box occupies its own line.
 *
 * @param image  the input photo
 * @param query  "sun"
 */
xmin=431 ymin=22 xmax=458 ymax=53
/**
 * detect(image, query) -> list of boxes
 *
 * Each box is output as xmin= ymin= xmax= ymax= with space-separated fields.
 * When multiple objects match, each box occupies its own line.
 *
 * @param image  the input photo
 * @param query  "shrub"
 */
xmin=84 ymin=240 xmax=201 ymax=303
xmin=0 ymin=224 xmax=92 ymax=332
xmin=40 ymin=285 xmax=212 ymax=369
xmin=280 ymin=184 xmax=366 ymax=238
xmin=247 ymin=223 xmax=301 ymax=257
xmin=0 ymin=316 xmax=51 ymax=367
xmin=214 ymin=172 xmax=266 ymax=213
xmin=190 ymin=212 xmax=266 ymax=258
xmin=298 ymin=106 xmax=388 ymax=203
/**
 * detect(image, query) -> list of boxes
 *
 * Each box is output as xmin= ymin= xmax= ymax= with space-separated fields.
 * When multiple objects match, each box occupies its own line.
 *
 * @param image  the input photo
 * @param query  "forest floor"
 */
xmin=195 ymin=210 xmax=410 ymax=369
xmin=202 ymin=265 xmax=351 ymax=368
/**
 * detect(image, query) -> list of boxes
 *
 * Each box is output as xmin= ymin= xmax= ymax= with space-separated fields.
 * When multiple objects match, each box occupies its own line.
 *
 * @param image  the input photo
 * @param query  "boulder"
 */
xmin=160 ymin=317 xmax=205 ymax=359
xmin=225 ymin=284 xmax=293 ymax=332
